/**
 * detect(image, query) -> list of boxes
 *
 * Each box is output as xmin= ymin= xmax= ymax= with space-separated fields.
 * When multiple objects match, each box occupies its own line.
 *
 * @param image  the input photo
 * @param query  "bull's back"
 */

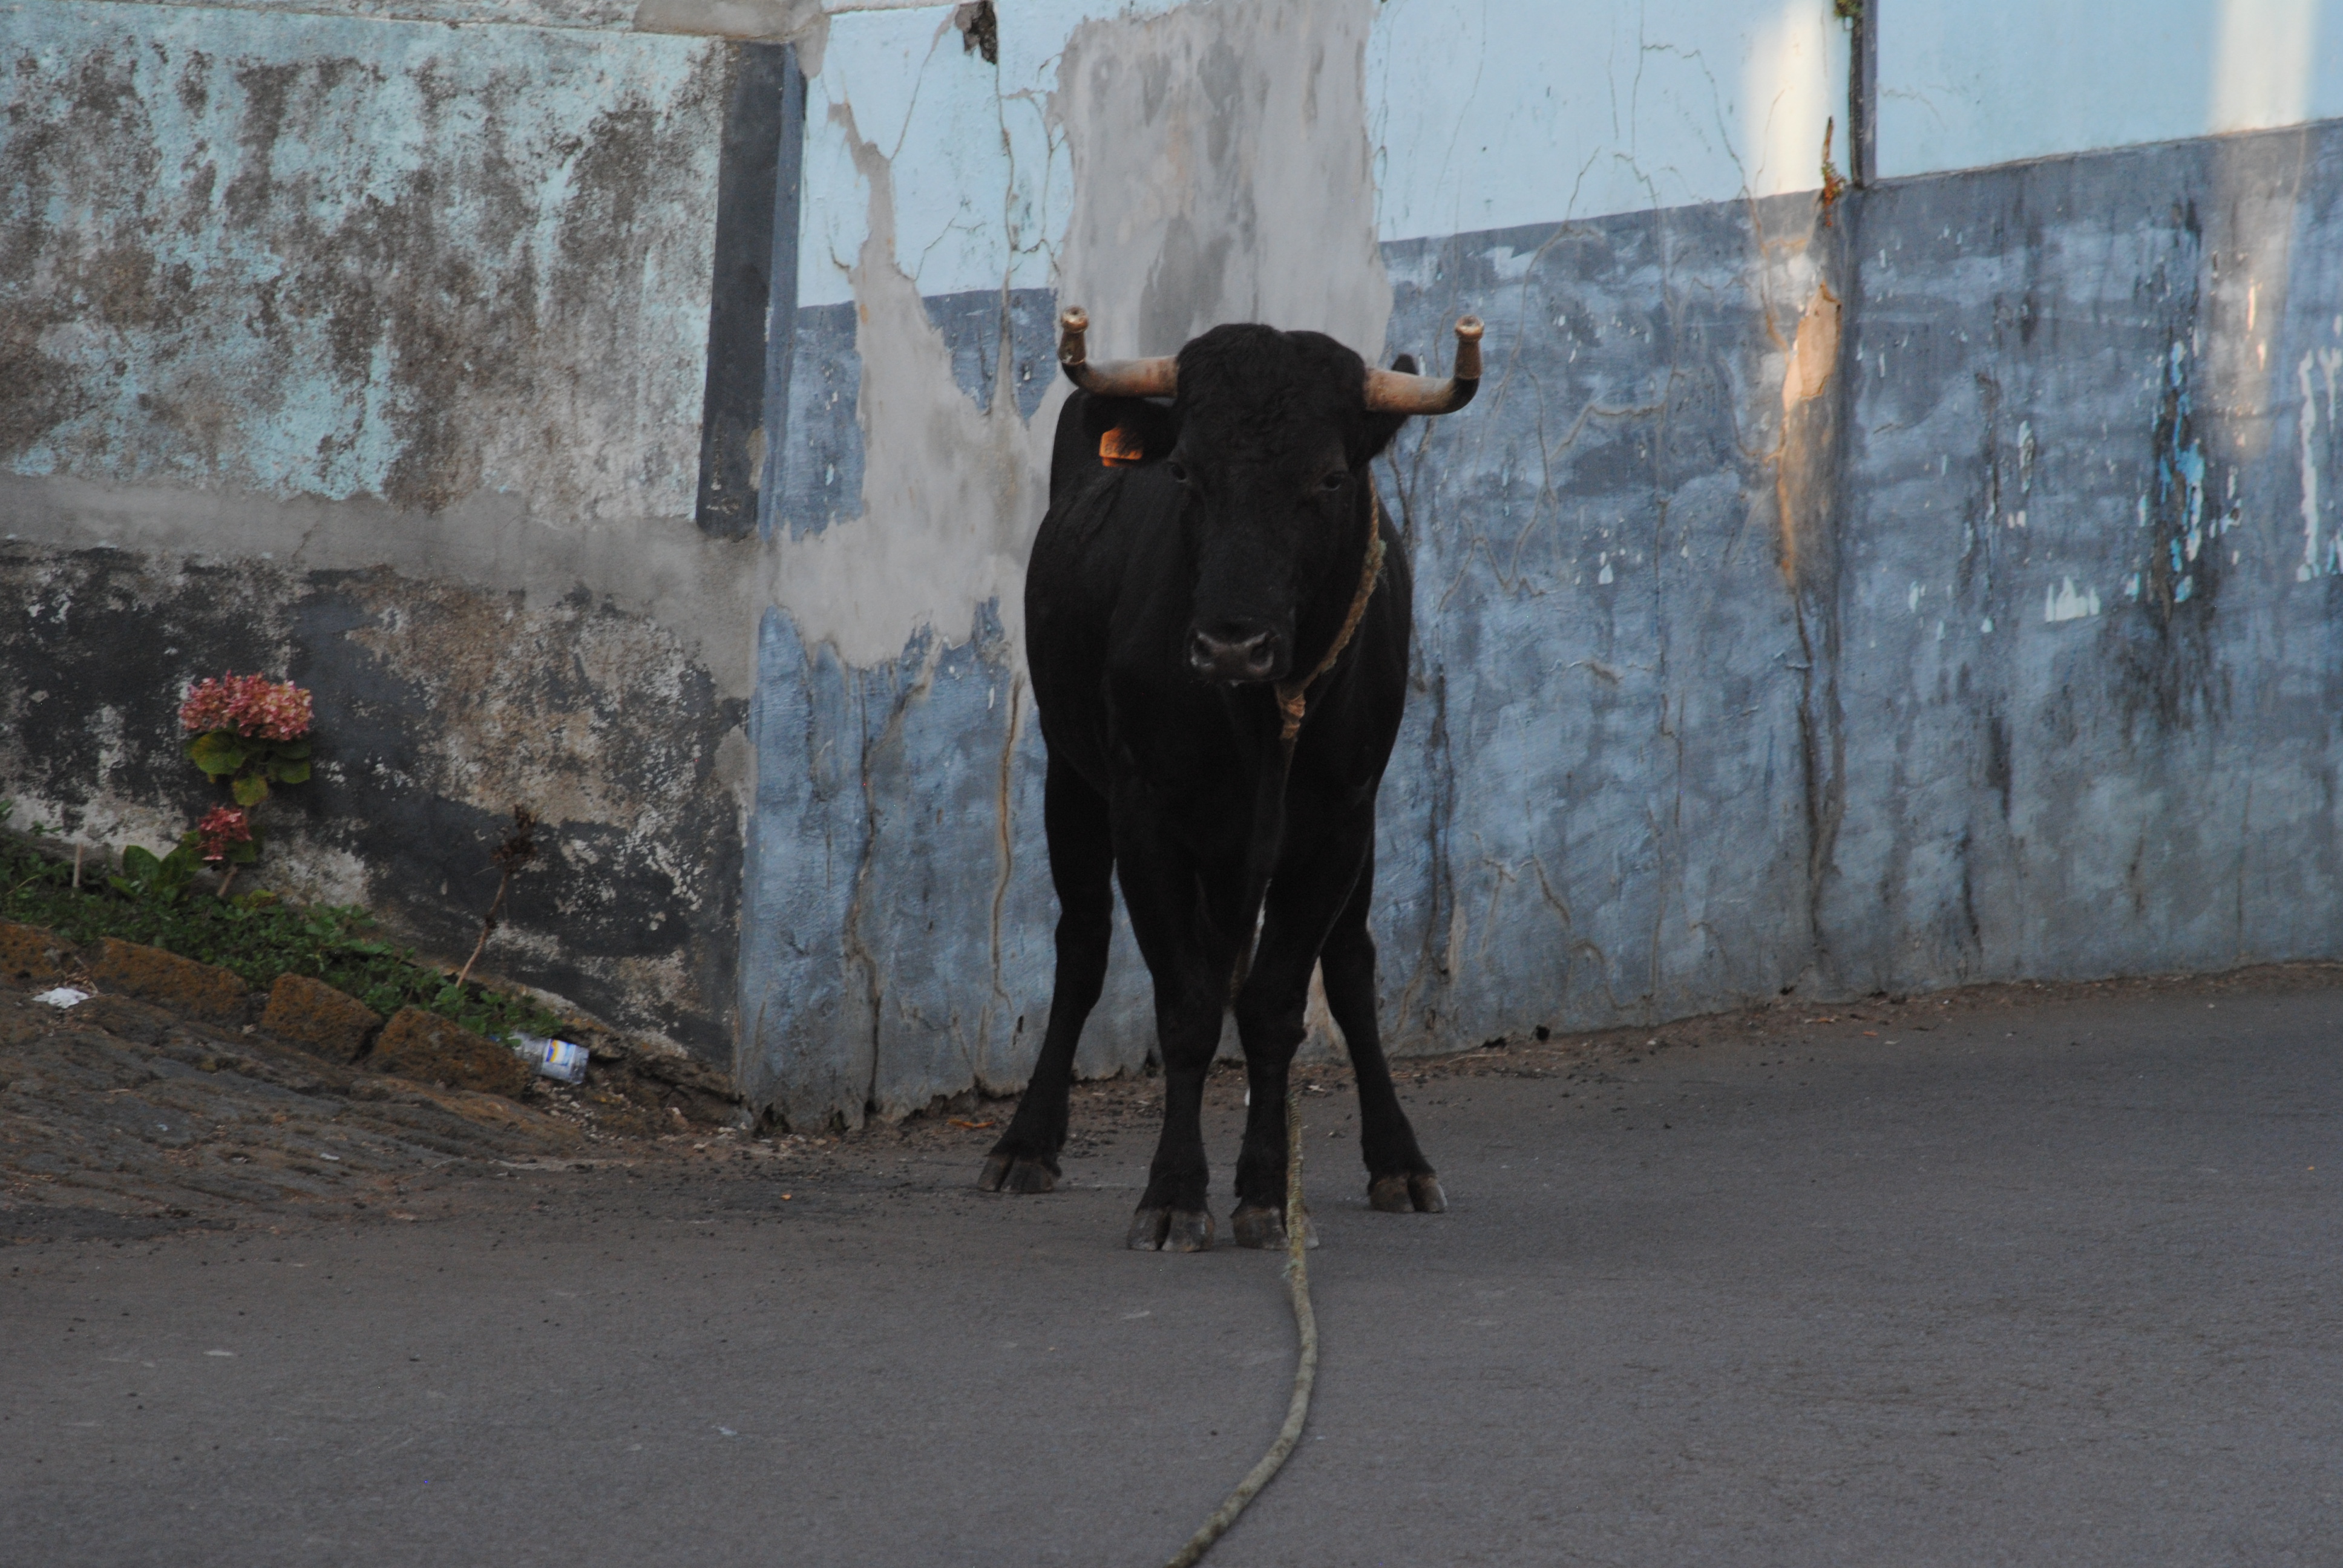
xmin=1026 ymin=397 xmax=1190 ymax=790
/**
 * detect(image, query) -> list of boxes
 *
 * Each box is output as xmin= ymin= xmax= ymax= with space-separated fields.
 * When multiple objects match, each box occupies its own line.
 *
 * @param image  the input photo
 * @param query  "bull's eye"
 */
xmin=1320 ymin=471 xmax=1347 ymax=492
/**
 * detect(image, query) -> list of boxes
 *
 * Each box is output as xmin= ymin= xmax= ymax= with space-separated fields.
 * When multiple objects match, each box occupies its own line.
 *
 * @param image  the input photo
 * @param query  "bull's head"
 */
xmin=1059 ymin=309 xmax=1483 ymax=684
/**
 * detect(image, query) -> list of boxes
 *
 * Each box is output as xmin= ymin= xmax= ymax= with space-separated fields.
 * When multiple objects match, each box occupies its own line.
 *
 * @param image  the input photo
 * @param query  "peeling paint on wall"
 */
xmin=0 ymin=0 xmax=761 ymax=1057
xmin=0 ymin=546 xmax=746 ymax=1053
xmin=758 ymin=98 xmax=1050 ymax=671
xmin=740 ymin=0 xmax=1410 ymax=1127
xmin=13 ymin=0 xmax=2343 ymax=1131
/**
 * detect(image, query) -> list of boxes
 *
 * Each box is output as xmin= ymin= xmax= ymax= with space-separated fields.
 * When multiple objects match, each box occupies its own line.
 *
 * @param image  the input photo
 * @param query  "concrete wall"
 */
xmin=1830 ymin=127 xmax=2343 ymax=982
xmin=1881 ymin=0 xmax=2343 ymax=175
xmin=0 ymin=1 xmax=761 ymax=1056
xmin=742 ymin=0 xmax=2343 ymax=1130
xmin=741 ymin=0 xmax=1861 ymax=1125
xmin=8 ymin=0 xmax=2341 ymax=1126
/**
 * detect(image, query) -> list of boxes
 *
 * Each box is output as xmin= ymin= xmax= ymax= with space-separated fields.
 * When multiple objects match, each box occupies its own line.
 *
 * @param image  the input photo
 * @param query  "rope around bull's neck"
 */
xmin=1161 ymin=489 xmax=1382 ymax=1567
xmin=1275 ymin=491 xmax=1388 ymax=743
xmin=1159 ymin=1083 xmax=1316 ymax=1568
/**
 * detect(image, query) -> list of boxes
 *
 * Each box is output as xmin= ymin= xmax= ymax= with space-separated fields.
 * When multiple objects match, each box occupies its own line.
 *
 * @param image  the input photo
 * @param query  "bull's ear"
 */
xmin=1083 ymin=394 xmax=1180 ymax=465
xmin=1357 ymin=352 xmax=1418 ymax=460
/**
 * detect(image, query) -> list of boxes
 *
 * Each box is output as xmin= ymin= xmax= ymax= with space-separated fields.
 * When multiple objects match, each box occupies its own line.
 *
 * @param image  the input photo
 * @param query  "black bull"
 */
xmin=978 ymin=310 xmax=1484 ymax=1251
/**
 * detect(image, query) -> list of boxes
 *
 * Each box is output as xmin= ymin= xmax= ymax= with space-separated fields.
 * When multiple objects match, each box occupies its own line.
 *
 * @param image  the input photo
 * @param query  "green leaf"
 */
xmin=106 ymin=875 xmax=139 ymax=897
xmin=186 ymin=733 xmax=248 ymax=777
xmin=231 ymin=774 xmax=269 ymax=807
xmin=225 ymin=839 xmax=260 ymax=866
xmin=272 ymin=740 xmax=312 ymax=761
xmin=120 ymin=846 xmax=162 ymax=880
xmin=269 ymin=758 xmax=311 ymax=785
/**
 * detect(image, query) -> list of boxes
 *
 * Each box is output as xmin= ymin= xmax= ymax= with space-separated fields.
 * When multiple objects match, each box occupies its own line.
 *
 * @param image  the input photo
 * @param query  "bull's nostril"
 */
xmin=1190 ymin=626 xmax=1279 ymax=681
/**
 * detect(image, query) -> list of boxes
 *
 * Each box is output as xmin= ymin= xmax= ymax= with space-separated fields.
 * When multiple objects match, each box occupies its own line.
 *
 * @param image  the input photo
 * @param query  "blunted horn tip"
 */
xmin=1055 ymin=307 xmax=1178 ymax=397
xmin=1058 ymin=307 xmax=1090 ymax=366
xmin=1362 ymin=314 xmax=1487 ymax=416
xmin=1453 ymin=315 xmax=1484 ymax=382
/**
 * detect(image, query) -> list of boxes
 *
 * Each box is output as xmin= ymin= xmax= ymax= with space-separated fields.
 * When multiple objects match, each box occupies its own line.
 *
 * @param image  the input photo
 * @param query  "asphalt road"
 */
xmin=4 ymin=981 xmax=2336 ymax=1566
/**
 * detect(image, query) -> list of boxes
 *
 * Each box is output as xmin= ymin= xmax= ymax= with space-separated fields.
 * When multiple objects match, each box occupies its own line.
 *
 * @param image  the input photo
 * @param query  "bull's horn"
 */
xmin=1363 ymin=315 xmax=1484 ymax=414
xmin=1057 ymin=307 xmax=1179 ymax=398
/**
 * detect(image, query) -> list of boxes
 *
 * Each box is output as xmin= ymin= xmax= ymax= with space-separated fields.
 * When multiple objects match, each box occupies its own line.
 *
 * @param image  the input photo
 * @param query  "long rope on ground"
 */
xmin=1162 ymin=495 xmax=1374 ymax=1565
xmin=1159 ymin=1085 xmax=1317 ymax=1568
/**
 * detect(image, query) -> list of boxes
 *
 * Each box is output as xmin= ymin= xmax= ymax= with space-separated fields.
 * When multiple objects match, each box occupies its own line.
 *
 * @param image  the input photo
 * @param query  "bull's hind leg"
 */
xmin=980 ymin=757 xmax=1112 ymax=1194
xmin=1320 ymin=848 xmax=1445 ymax=1214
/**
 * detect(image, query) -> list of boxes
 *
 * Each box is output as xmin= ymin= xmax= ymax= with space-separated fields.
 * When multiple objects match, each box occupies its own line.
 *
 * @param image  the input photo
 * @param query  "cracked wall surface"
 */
xmin=742 ymin=0 xmax=1862 ymax=1128
xmin=11 ymin=0 xmax=2342 ymax=1123
xmin=1881 ymin=1 xmax=2343 ymax=178
xmin=746 ymin=2 xmax=2343 ymax=1131
xmin=1827 ymin=125 xmax=2343 ymax=988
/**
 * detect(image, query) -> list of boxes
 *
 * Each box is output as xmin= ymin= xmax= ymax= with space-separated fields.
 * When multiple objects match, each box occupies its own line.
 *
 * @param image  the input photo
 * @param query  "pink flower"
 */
xmin=195 ymin=805 xmax=252 ymax=862
xmin=179 ymin=674 xmax=313 ymax=741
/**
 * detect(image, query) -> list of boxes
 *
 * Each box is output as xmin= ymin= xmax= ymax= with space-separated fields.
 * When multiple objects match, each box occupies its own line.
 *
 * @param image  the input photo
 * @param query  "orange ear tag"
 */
xmin=1098 ymin=423 xmax=1145 ymax=465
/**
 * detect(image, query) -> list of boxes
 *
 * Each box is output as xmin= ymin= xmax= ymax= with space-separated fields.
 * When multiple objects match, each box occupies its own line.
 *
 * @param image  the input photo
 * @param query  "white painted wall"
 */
xmin=800 ymin=0 xmax=1179 ymax=307
xmin=798 ymin=0 xmax=1851 ymax=307
xmin=1881 ymin=0 xmax=2343 ymax=177
xmin=1367 ymin=0 xmax=1846 ymax=241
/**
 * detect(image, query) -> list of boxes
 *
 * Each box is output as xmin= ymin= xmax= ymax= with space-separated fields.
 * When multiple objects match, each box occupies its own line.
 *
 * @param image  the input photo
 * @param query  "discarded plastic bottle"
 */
xmin=510 ymin=1034 xmax=589 ymax=1084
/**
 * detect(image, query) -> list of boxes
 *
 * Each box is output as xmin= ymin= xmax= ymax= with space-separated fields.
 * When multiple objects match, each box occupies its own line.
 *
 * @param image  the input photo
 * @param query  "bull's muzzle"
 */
xmin=1189 ymin=624 xmax=1282 ymax=684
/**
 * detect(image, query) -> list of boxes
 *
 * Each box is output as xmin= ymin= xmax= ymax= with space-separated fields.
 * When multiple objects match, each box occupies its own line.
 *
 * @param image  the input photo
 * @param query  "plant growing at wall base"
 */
xmin=195 ymin=804 xmax=260 ymax=897
xmin=180 ymin=673 xmax=315 ymax=807
xmin=1 ymin=831 xmax=568 ymax=1040
xmin=110 ymin=837 xmax=206 ymax=904
xmin=447 ymin=805 xmax=540 ymax=996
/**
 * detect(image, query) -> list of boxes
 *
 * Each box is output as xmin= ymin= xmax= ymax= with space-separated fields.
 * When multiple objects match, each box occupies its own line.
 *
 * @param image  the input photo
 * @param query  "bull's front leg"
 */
xmin=1113 ymin=822 xmax=1232 ymax=1253
xmin=1127 ymin=975 xmax=1225 ymax=1251
xmin=1225 ymin=812 xmax=1375 ymax=1248
xmin=1228 ymin=964 xmax=1307 ymax=1250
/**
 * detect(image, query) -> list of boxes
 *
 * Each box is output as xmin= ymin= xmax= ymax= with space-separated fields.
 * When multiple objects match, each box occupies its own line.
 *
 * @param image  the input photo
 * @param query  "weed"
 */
xmin=451 ymin=805 xmax=539 ymax=994
xmin=1 ymin=815 xmax=564 ymax=1040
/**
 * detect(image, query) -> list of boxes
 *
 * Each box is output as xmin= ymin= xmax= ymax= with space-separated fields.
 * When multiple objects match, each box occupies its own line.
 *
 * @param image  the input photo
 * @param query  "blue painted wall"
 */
xmin=744 ymin=126 xmax=2343 ymax=1129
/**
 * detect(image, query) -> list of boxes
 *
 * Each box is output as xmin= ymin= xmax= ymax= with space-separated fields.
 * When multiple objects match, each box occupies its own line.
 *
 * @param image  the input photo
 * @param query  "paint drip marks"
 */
xmin=2044 ymin=578 xmax=2099 ymax=623
xmin=2296 ymin=339 xmax=2343 ymax=581
xmin=2110 ymin=336 xmax=2232 ymax=734
xmin=2145 ymin=339 xmax=2238 ymax=611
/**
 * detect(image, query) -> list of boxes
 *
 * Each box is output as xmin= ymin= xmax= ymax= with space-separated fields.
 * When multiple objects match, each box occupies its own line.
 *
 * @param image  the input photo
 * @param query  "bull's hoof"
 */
xmin=1231 ymin=1204 xmax=1287 ymax=1250
xmin=1128 ymin=1206 xmax=1215 ymax=1252
xmin=1369 ymin=1172 xmax=1447 ymax=1213
xmin=978 ymin=1154 xmax=1058 ymax=1194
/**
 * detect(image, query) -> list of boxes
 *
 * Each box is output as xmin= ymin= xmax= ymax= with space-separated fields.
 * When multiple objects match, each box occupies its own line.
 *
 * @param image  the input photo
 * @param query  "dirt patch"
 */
xmin=0 ymin=966 xmax=750 ymax=1243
